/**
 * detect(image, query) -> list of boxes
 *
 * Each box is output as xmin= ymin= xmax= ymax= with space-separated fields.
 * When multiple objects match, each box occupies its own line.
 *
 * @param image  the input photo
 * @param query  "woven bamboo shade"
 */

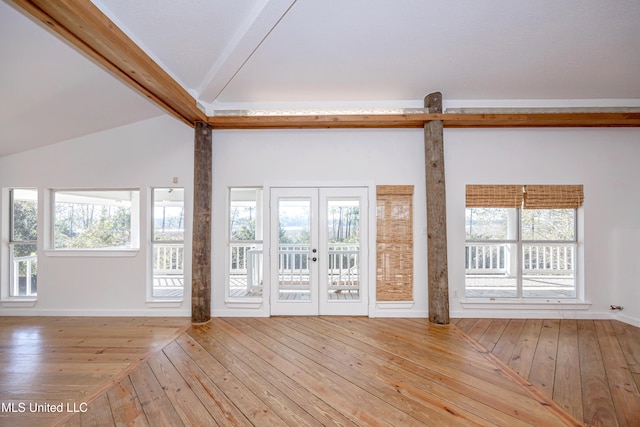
xmin=465 ymin=185 xmax=523 ymax=208
xmin=523 ymin=185 xmax=584 ymax=209
xmin=376 ymin=185 xmax=413 ymax=301
xmin=377 ymin=185 xmax=414 ymax=196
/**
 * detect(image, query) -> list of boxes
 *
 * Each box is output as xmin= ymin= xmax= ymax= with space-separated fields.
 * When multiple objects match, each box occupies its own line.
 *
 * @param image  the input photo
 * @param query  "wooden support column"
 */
xmin=192 ymin=122 xmax=212 ymax=324
xmin=424 ymin=92 xmax=450 ymax=325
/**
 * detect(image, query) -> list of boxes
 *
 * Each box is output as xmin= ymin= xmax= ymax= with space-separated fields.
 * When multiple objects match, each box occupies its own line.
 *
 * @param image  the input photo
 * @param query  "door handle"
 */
xmin=312 ymin=257 xmax=317 ymax=262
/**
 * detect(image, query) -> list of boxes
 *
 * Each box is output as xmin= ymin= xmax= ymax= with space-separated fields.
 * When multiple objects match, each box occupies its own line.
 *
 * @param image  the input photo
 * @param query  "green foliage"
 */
xmin=12 ymin=200 xmax=38 ymax=242
xmin=230 ymin=205 xmax=256 ymax=241
xmin=327 ymin=205 xmax=360 ymax=243
xmin=54 ymin=203 xmax=132 ymax=249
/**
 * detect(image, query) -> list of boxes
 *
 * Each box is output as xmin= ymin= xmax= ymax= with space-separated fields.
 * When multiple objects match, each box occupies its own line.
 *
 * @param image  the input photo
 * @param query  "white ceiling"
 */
xmin=2 ymin=0 xmax=640 ymax=156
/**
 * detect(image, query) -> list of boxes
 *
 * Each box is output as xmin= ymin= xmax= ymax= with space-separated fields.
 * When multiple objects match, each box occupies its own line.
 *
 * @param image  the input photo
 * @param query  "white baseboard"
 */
xmin=450 ymin=309 xmax=612 ymax=320
xmin=0 ymin=308 xmax=191 ymax=317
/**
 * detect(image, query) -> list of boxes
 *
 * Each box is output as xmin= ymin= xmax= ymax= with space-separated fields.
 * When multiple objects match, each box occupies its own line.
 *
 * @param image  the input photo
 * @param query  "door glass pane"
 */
xmin=326 ymin=199 xmax=360 ymax=301
xmin=278 ymin=199 xmax=311 ymax=301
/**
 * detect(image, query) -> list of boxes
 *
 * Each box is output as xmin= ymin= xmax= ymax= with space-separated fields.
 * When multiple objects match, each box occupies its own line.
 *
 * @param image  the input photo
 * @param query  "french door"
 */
xmin=270 ymin=187 xmax=368 ymax=315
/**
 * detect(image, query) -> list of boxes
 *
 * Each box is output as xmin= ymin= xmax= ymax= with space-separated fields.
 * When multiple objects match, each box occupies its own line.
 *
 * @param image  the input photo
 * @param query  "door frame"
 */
xmin=263 ymin=181 xmax=376 ymax=316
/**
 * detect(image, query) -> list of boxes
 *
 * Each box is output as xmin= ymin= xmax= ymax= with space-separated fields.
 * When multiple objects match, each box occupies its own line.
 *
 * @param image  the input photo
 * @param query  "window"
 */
xmin=53 ymin=190 xmax=140 ymax=250
xmin=151 ymin=188 xmax=184 ymax=299
xmin=9 ymin=189 xmax=38 ymax=297
xmin=228 ymin=188 xmax=263 ymax=299
xmin=465 ymin=185 xmax=582 ymax=299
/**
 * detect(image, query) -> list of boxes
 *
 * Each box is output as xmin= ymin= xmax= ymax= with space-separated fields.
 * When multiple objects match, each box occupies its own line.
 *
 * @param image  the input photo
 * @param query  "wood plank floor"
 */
xmin=2 ymin=317 xmax=638 ymax=426
xmin=0 ymin=316 xmax=190 ymax=427
xmin=11 ymin=317 xmax=577 ymax=427
xmin=453 ymin=318 xmax=640 ymax=427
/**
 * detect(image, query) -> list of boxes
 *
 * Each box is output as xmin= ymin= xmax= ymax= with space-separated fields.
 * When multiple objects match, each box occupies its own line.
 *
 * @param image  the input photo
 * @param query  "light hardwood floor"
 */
xmin=453 ymin=318 xmax=640 ymax=426
xmin=1 ymin=316 xmax=638 ymax=426
xmin=0 ymin=316 xmax=190 ymax=427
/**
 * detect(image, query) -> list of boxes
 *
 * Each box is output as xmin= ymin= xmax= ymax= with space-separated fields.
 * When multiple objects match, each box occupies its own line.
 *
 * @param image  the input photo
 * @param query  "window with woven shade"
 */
xmin=376 ymin=185 xmax=413 ymax=301
xmin=465 ymin=184 xmax=582 ymax=300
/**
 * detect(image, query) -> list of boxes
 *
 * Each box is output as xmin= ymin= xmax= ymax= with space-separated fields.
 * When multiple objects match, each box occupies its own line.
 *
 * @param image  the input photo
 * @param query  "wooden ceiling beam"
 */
xmin=207 ymin=112 xmax=640 ymax=129
xmin=12 ymin=0 xmax=206 ymax=126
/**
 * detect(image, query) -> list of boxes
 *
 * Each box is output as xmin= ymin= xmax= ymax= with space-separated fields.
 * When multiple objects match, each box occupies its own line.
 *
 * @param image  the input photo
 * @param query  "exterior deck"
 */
xmin=465 ymin=242 xmax=576 ymax=299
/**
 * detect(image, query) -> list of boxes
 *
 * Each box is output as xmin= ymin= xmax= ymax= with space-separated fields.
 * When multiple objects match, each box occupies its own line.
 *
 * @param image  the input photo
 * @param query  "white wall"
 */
xmin=2 ymin=117 xmax=638 ymax=324
xmin=445 ymin=127 xmax=640 ymax=324
xmin=0 ymin=115 xmax=194 ymax=316
xmin=211 ymin=128 xmax=428 ymax=317
xmin=213 ymin=126 xmax=640 ymax=324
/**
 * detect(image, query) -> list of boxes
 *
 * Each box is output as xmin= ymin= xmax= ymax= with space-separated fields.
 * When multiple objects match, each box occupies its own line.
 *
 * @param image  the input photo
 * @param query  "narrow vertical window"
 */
xmin=228 ymin=188 xmax=263 ymax=299
xmin=10 ymin=189 xmax=38 ymax=297
xmin=152 ymin=188 xmax=184 ymax=299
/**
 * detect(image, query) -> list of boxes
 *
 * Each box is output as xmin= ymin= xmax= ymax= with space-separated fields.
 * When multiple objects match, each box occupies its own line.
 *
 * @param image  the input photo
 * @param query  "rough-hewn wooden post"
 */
xmin=424 ymin=92 xmax=450 ymax=325
xmin=192 ymin=121 xmax=212 ymax=324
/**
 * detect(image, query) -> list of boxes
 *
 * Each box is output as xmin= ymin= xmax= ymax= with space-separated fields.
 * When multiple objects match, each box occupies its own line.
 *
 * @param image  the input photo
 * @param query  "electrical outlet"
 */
xmin=172 ymin=176 xmax=179 ymax=184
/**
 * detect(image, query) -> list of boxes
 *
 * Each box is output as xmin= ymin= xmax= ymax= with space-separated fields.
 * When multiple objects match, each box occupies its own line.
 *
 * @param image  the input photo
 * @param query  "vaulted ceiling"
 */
xmin=2 ymin=0 xmax=640 ymax=157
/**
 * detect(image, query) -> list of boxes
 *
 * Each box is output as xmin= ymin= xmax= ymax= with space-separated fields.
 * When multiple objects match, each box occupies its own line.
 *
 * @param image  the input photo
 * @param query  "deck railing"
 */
xmin=12 ymin=254 xmax=37 ymax=297
xmin=523 ymin=244 xmax=574 ymax=275
xmin=153 ymin=243 xmax=184 ymax=275
xmin=230 ymin=243 xmax=359 ymax=291
xmin=465 ymin=243 xmax=508 ymax=275
xmin=465 ymin=243 xmax=575 ymax=276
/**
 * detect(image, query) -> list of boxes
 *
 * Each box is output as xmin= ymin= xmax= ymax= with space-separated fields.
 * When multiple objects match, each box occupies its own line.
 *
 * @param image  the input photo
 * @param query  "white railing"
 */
xmin=154 ymin=243 xmax=184 ymax=275
xmin=230 ymin=243 xmax=359 ymax=291
xmin=465 ymin=243 xmax=508 ymax=275
xmin=12 ymin=255 xmax=37 ymax=297
xmin=327 ymin=244 xmax=359 ymax=290
xmin=278 ymin=244 xmax=311 ymax=289
xmin=465 ymin=243 xmax=574 ymax=276
xmin=523 ymin=244 xmax=574 ymax=275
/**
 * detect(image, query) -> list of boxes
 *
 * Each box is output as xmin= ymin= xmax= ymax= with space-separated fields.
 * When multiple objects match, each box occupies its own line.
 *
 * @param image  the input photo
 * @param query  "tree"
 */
xmin=12 ymin=199 xmax=38 ymax=242
xmin=54 ymin=202 xmax=132 ymax=248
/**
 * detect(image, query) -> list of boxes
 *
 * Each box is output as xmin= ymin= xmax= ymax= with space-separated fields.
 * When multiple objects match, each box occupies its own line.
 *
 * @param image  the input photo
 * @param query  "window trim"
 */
xmin=226 ymin=187 xmax=264 ymax=303
xmin=48 ymin=188 xmax=141 ymax=254
xmin=6 ymin=188 xmax=39 ymax=300
xmin=465 ymin=206 xmax=579 ymax=300
xmin=149 ymin=187 xmax=185 ymax=302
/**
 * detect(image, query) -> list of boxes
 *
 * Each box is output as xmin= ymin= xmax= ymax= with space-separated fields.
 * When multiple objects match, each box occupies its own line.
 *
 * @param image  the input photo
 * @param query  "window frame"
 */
xmin=226 ymin=187 xmax=264 ymax=302
xmin=150 ymin=187 xmax=185 ymax=301
xmin=465 ymin=207 xmax=579 ymax=300
xmin=8 ymin=188 xmax=38 ymax=298
xmin=48 ymin=188 xmax=140 ymax=255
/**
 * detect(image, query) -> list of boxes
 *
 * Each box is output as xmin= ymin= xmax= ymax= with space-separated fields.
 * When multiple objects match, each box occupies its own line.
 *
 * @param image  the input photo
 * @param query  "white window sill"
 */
xmin=1 ymin=298 xmax=37 ymax=308
xmin=146 ymin=299 xmax=183 ymax=308
xmin=225 ymin=298 xmax=263 ymax=308
xmin=376 ymin=301 xmax=415 ymax=309
xmin=44 ymin=249 xmax=139 ymax=257
xmin=460 ymin=299 xmax=591 ymax=310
